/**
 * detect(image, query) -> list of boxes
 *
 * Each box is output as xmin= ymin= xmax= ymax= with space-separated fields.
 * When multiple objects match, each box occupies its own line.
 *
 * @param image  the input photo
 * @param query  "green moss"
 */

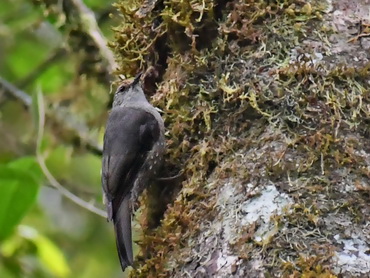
xmin=282 ymin=254 xmax=337 ymax=278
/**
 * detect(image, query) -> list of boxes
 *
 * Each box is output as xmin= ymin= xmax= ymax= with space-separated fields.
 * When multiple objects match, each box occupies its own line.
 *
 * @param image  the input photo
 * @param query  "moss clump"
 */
xmin=282 ymin=254 xmax=337 ymax=278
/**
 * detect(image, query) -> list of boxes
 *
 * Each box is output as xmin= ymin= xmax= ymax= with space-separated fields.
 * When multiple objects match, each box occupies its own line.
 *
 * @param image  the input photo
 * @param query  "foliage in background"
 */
xmin=0 ymin=0 xmax=128 ymax=277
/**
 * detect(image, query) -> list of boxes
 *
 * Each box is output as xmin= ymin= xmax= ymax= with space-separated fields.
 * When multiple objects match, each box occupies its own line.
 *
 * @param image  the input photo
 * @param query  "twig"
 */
xmin=0 ymin=76 xmax=32 ymax=106
xmin=347 ymin=32 xmax=370 ymax=43
xmin=0 ymin=75 xmax=103 ymax=156
xmin=35 ymin=88 xmax=107 ymax=218
xmin=17 ymin=7 xmax=116 ymax=89
xmin=63 ymin=0 xmax=118 ymax=75
xmin=17 ymin=47 xmax=68 ymax=89
xmin=348 ymin=21 xmax=370 ymax=43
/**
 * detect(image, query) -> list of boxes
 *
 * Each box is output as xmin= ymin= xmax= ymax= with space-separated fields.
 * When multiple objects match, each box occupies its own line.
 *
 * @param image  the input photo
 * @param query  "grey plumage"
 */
xmin=102 ymin=76 xmax=165 ymax=271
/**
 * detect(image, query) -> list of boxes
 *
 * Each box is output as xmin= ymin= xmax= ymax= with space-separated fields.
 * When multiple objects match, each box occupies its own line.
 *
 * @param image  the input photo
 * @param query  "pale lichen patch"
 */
xmin=333 ymin=235 xmax=370 ymax=276
xmin=240 ymin=184 xmax=293 ymax=242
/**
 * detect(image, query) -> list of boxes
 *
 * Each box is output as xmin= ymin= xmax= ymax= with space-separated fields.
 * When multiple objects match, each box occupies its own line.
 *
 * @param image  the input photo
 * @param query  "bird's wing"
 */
xmin=102 ymin=107 xmax=160 ymax=215
xmin=101 ymin=107 xmax=160 ymax=270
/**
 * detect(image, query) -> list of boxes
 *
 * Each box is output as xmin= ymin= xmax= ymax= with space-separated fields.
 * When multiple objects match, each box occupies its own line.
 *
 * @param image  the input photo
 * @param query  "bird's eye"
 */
xmin=117 ymin=84 xmax=127 ymax=93
xmin=116 ymin=82 xmax=130 ymax=93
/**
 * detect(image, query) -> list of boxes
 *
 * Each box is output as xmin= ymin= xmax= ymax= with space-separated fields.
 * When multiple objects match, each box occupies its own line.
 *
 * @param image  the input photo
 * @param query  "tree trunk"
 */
xmin=113 ymin=0 xmax=370 ymax=277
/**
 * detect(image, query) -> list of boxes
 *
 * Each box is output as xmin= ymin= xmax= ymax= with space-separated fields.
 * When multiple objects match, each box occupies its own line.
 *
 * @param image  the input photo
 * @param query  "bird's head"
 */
xmin=113 ymin=73 xmax=146 ymax=107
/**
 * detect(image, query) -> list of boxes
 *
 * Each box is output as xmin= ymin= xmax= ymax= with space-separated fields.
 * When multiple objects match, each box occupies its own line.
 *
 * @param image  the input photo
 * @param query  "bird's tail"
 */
xmin=114 ymin=195 xmax=134 ymax=271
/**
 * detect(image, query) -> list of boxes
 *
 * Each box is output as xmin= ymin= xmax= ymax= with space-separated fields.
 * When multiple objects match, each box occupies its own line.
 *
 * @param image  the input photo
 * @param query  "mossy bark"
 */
xmin=112 ymin=0 xmax=370 ymax=277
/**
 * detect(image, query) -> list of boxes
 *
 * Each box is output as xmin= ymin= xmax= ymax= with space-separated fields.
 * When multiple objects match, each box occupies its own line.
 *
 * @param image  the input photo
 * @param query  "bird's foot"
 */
xmin=129 ymin=195 xmax=140 ymax=212
xmin=155 ymin=171 xmax=184 ymax=186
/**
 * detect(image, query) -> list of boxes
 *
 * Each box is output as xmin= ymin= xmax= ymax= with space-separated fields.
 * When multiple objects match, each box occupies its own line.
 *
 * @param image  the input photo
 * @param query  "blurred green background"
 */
xmin=0 ymin=0 xmax=128 ymax=277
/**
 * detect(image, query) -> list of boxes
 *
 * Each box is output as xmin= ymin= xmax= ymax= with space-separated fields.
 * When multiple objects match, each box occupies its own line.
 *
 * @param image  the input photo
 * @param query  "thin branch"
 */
xmin=63 ymin=0 xmax=118 ymax=76
xmin=0 ymin=76 xmax=103 ymax=156
xmin=17 ymin=6 xmax=117 ymax=89
xmin=35 ymin=88 xmax=107 ymax=218
xmin=0 ymin=76 xmax=32 ymax=106
xmin=17 ymin=47 xmax=68 ymax=89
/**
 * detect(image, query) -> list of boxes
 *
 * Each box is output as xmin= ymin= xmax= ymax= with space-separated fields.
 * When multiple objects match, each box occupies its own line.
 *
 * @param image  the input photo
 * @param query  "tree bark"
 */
xmin=113 ymin=0 xmax=370 ymax=277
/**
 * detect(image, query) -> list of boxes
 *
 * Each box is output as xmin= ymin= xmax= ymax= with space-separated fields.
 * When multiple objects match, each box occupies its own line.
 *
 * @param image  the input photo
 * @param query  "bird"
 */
xmin=101 ymin=73 xmax=165 ymax=271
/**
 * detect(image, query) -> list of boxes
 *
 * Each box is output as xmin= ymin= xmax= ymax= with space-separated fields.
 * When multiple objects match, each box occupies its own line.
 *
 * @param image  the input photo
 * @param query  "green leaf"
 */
xmin=7 ymin=156 xmax=43 ymax=182
xmin=0 ymin=265 xmax=17 ymax=278
xmin=8 ymin=37 xmax=48 ymax=77
xmin=0 ymin=166 xmax=39 ymax=240
xmin=19 ymin=226 xmax=70 ymax=277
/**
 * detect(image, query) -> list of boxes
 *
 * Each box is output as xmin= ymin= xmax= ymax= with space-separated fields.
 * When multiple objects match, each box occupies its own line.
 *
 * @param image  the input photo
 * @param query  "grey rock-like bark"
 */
xmin=164 ymin=1 xmax=370 ymax=277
